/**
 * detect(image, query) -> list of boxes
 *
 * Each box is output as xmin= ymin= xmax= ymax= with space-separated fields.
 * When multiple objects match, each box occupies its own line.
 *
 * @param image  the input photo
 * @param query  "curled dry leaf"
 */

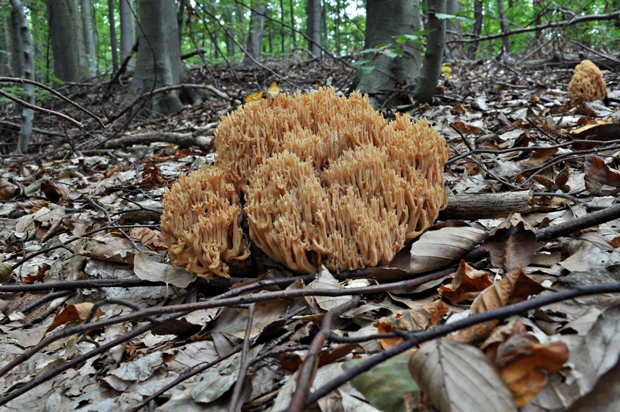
xmin=129 ymin=227 xmax=167 ymax=250
xmin=453 ymin=266 xmax=525 ymax=344
xmin=483 ymin=320 xmax=569 ymax=407
xmin=409 ymin=223 xmax=488 ymax=274
xmin=0 ymin=178 xmax=18 ymax=201
xmin=481 ymin=213 xmax=537 ymax=272
xmin=41 ymin=180 xmax=69 ymax=205
xmin=408 ymin=338 xmax=517 ymax=412
xmin=584 ymin=155 xmax=620 ymax=195
xmin=374 ymin=299 xmax=449 ymax=349
xmin=46 ymin=302 xmax=104 ymax=333
xmin=438 ymin=260 xmax=493 ymax=304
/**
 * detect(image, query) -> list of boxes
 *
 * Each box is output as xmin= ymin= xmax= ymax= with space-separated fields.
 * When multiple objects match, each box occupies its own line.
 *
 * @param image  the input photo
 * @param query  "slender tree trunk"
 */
xmin=125 ymin=0 xmax=202 ymax=115
xmin=305 ymin=0 xmax=321 ymax=57
xmin=357 ymin=0 xmax=422 ymax=103
xmin=119 ymin=0 xmax=135 ymax=70
xmin=468 ymin=0 xmax=483 ymax=59
xmin=81 ymin=0 xmax=97 ymax=76
xmin=9 ymin=0 xmax=35 ymax=154
xmin=225 ymin=5 xmax=236 ymax=56
xmin=245 ymin=0 xmax=265 ymax=62
xmin=0 ymin=21 xmax=10 ymax=76
xmin=444 ymin=0 xmax=461 ymax=60
xmin=279 ymin=0 xmax=285 ymax=55
xmin=414 ymin=0 xmax=446 ymax=104
xmin=46 ymin=0 xmax=90 ymax=82
xmin=497 ymin=0 xmax=510 ymax=52
xmin=107 ymin=0 xmax=118 ymax=71
xmin=289 ymin=0 xmax=296 ymax=49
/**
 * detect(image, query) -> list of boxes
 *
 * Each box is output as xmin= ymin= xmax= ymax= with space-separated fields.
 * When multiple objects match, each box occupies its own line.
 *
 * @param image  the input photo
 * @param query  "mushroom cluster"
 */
xmin=567 ymin=60 xmax=607 ymax=105
xmin=161 ymin=88 xmax=448 ymax=279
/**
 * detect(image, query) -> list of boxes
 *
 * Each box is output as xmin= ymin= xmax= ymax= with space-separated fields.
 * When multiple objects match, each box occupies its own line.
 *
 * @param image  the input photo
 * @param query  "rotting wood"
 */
xmin=440 ymin=190 xmax=533 ymax=220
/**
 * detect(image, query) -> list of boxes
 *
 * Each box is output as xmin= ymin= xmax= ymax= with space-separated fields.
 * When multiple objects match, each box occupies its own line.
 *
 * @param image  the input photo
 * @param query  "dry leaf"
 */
xmin=453 ymin=266 xmax=525 ymax=343
xmin=133 ymin=251 xmax=195 ymax=289
xmin=46 ymin=302 xmax=104 ymax=332
xmin=267 ymin=81 xmax=280 ymax=99
xmin=0 ymin=178 xmax=18 ymax=200
xmin=482 ymin=213 xmax=537 ymax=272
xmin=409 ymin=224 xmax=488 ymax=274
xmin=374 ymin=300 xmax=449 ymax=349
xmin=584 ymin=155 xmax=620 ymax=195
xmin=409 ymin=338 xmax=517 ymax=412
xmin=438 ymin=260 xmax=492 ymax=304
xmin=245 ymin=90 xmax=264 ymax=103
xmin=41 ymin=180 xmax=69 ymax=205
xmin=130 ymin=227 xmax=167 ymax=250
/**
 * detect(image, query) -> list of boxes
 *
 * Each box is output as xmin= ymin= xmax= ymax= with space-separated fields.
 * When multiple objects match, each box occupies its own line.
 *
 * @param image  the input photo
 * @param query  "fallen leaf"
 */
xmin=438 ymin=260 xmax=493 ymax=304
xmin=482 ymin=213 xmax=538 ymax=272
xmin=409 ymin=338 xmax=517 ymax=412
xmin=133 ymin=251 xmax=196 ymax=288
xmin=46 ymin=302 xmax=104 ymax=332
xmin=584 ymin=155 xmax=620 ymax=195
xmin=41 ymin=180 xmax=69 ymax=205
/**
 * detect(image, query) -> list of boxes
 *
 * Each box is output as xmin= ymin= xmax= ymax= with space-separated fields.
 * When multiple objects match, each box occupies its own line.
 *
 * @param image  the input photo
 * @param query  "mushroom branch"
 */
xmin=161 ymin=88 xmax=449 ymax=279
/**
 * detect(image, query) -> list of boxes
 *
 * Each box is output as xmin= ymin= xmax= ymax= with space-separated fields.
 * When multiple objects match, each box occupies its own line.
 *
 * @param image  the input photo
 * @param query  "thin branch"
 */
xmin=304 ymin=282 xmax=620 ymax=407
xmin=0 ymin=77 xmax=105 ymax=127
xmin=0 ymin=89 xmax=85 ymax=129
xmin=229 ymin=303 xmax=256 ymax=412
xmin=454 ymin=11 xmax=620 ymax=44
xmin=287 ymin=296 xmax=362 ymax=412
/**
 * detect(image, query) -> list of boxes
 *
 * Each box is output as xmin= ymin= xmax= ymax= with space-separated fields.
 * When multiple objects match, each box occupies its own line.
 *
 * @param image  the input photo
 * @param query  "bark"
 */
xmin=46 ymin=0 xmax=90 ymax=82
xmin=81 ymin=0 xmax=97 ymax=76
xmin=0 ymin=21 xmax=10 ymax=76
xmin=444 ymin=0 xmax=461 ymax=61
xmin=288 ymin=0 xmax=296 ymax=49
xmin=107 ymin=0 xmax=119 ymax=71
xmin=413 ymin=0 xmax=446 ymax=104
xmin=357 ymin=0 xmax=421 ymax=103
xmin=225 ymin=4 xmax=236 ymax=56
xmin=306 ymin=0 xmax=321 ymax=57
xmin=497 ymin=0 xmax=510 ymax=53
xmin=467 ymin=0 xmax=483 ymax=59
xmin=119 ymin=0 xmax=135 ymax=71
xmin=245 ymin=0 xmax=266 ymax=62
xmin=9 ymin=0 xmax=35 ymax=154
xmin=125 ymin=0 xmax=202 ymax=116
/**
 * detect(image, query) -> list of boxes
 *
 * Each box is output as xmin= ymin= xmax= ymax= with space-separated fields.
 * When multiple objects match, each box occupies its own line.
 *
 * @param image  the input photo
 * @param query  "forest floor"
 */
xmin=1 ymin=57 xmax=620 ymax=411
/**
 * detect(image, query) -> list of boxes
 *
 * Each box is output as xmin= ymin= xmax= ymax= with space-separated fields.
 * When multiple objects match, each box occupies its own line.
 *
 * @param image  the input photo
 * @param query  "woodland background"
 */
xmin=1 ymin=1 xmax=620 ymax=411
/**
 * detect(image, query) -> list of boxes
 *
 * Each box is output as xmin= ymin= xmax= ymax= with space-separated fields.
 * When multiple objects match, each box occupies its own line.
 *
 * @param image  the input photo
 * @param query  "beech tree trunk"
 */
xmin=46 ymin=0 xmax=90 ymax=82
xmin=81 ymin=0 xmax=97 ymax=76
xmin=125 ymin=0 xmax=202 ymax=116
xmin=119 ymin=0 xmax=135 ymax=70
xmin=357 ymin=0 xmax=421 ymax=102
xmin=444 ymin=0 xmax=462 ymax=61
xmin=9 ymin=0 xmax=35 ymax=154
xmin=414 ymin=0 xmax=446 ymax=104
xmin=468 ymin=0 xmax=483 ymax=59
xmin=497 ymin=0 xmax=511 ymax=53
xmin=306 ymin=0 xmax=321 ymax=57
xmin=0 ymin=22 xmax=10 ymax=77
xmin=245 ymin=0 xmax=266 ymax=62
xmin=107 ymin=0 xmax=119 ymax=71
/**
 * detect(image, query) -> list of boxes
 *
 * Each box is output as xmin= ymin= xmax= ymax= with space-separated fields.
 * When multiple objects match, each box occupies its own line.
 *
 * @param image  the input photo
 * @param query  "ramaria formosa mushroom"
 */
xmin=162 ymin=87 xmax=448 ymax=278
xmin=160 ymin=166 xmax=251 ymax=279
xmin=567 ymin=60 xmax=607 ymax=105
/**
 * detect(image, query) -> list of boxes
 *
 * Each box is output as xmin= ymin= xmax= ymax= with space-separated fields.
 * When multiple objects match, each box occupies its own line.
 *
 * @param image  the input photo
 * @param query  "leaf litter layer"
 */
xmin=1 ymin=58 xmax=620 ymax=411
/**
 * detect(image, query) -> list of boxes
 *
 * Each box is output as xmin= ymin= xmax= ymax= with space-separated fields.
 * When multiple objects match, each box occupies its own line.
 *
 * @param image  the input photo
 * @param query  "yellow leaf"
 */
xmin=245 ymin=90 xmax=264 ymax=103
xmin=267 ymin=81 xmax=280 ymax=100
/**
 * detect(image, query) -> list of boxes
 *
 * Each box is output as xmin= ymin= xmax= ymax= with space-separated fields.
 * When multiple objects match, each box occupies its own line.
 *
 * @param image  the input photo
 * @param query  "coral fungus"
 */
xmin=161 ymin=88 xmax=448 ymax=278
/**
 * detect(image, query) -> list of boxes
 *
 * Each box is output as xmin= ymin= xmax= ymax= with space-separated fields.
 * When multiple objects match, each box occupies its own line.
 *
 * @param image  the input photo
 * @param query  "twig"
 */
xmin=0 ymin=77 xmax=105 ymax=127
xmin=304 ymin=282 xmax=620 ymax=407
xmin=287 ymin=297 xmax=362 ymax=412
xmin=0 ymin=290 xmax=75 ymax=325
xmin=229 ymin=303 xmax=256 ymax=412
xmin=0 ymin=89 xmax=85 ymax=129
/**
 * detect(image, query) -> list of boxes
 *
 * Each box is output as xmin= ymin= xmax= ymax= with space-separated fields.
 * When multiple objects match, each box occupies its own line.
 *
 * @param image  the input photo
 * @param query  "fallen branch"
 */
xmin=102 ymin=131 xmax=212 ymax=151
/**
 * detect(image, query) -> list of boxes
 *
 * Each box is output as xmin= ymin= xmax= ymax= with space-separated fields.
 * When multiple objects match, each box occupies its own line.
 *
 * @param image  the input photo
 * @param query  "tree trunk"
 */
xmin=497 ymin=0 xmax=510 ymax=53
xmin=306 ymin=0 xmax=321 ymax=57
xmin=245 ymin=0 xmax=265 ymax=62
xmin=46 ymin=0 xmax=90 ymax=82
xmin=119 ymin=0 xmax=135 ymax=70
xmin=0 ymin=21 xmax=11 ymax=76
xmin=444 ymin=0 xmax=461 ymax=61
xmin=107 ymin=0 xmax=118 ymax=71
xmin=288 ymin=0 xmax=296 ymax=49
xmin=125 ymin=0 xmax=202 ymax=116
xmin=413 ymin=0 xmax=446 ymax=104
xmin=356 ymin=0 xmax=422 ymax=103
xmin=81 ymin=0 xmax=97 ymax=76
xmin=9 ymin=0 xmax=35 ymax=154
xmin=467 ymin=0 xmax=483 ymax=59
xmin=225 ymin=5 xmax=236 ymax=56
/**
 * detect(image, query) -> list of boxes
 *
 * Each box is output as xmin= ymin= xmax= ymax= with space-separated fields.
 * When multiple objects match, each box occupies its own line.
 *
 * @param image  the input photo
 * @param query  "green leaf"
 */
xmin=343 ymin=353 xmax=420 ymax=412
xmin=359 ymin=65 xmax=375 ymax=74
